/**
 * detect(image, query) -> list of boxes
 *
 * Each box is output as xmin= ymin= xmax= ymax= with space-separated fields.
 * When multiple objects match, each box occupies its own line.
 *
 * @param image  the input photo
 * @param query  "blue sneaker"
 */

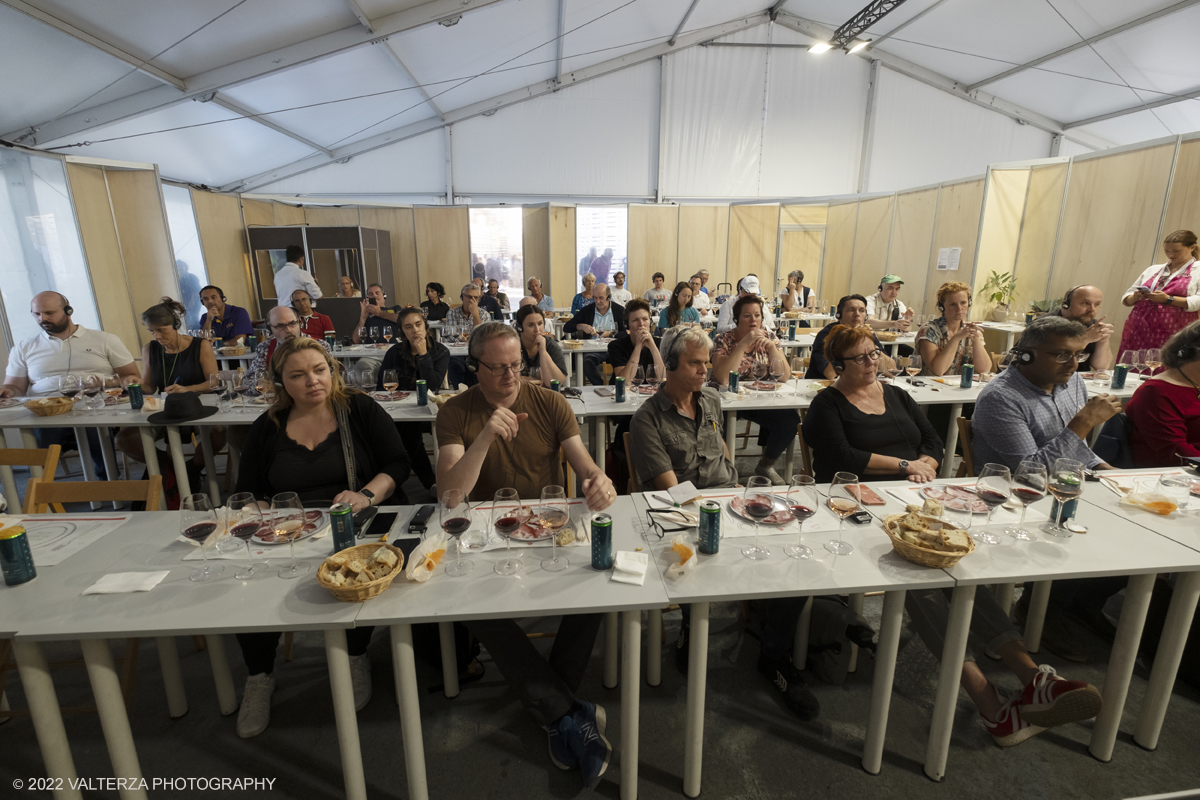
xmin=547 ymin=713 xmax=578 ymax=771
xmin=566 ymin=701 xmax=611 ymax=789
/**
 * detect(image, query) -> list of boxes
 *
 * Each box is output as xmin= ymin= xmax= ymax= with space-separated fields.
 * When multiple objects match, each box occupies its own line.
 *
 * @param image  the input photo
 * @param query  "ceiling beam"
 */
xmin=669 ymin=0 xmax=702 ymax=46
xmin=4 ymin=0 xmax=516 ymax=145
xmin=555 ymin=0 xmax=567 ymax=83
xmin=206 ymin=94 xmax=335 ymax=157
xmin=222 ymin=12 xmax=768 ymax=192
xmin=1 ymin=0 xmax=185 ymax=89
xmin=1064 ymin=85 xmax=1200 ymax=129
xmin=865 ymin=0 xmax=954 ymax=51
xmin=380 ymin=41 xmax=445 ymax=121
xmin=343 ymin=0 xmax=375 ymax=32
xmin=966 ymin=0 xmax=1200 ymax=92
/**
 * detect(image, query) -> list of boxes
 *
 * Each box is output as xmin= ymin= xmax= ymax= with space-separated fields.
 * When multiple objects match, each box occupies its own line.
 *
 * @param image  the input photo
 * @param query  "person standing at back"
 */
xmin=590 ymin=248 xmax=613 ymax=286
xmin=273 ymin=246 xmax=322 ymax=308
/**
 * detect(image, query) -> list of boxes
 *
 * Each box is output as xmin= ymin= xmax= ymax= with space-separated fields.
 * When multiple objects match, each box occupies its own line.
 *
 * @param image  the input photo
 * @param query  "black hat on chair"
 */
xmin=146 ymin=392 xmax=221 ymax=425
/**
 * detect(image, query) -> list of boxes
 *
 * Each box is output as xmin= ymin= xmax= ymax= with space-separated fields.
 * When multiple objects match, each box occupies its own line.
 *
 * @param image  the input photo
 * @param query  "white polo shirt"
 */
xmin=5 ymin=325 xmax=135 ymax=397
xmin=273 ymin=262 xmax=323 ymax=308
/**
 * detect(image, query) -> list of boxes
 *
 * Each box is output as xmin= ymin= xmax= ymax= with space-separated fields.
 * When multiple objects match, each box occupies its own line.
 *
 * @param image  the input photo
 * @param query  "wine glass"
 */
xmin=630 ymin=364 xmax=645 ymax=404
xmin=491 ymin=488 xmax=523 ymax=576
xmin=785 ymin=475 xmax=816 ymax=559
xmin=58 ymin=374 xmax=82 ymax=413
xmin=440 ymin=488 xmax=474 ymax=577
xmin=740 ymin=476 xmax=774 ymax=560
xmin=369 ymin=326 xmax=380 ymax=344
xmin=643 ymin=363 xmax=661 ymax=395
xmin=1042 ymin=458 xmax=1084 ymax=538
xmin=825 ymin=472 xmax=860 ymax=555
xmin=1142 ymin=348 xmax=1162 ymax=376
xmin=357 ymin=326 xmax=367 ymax=345
xmin=227 ymin=492 xmax=267 ymax=579
xmin=1120 ymin=349 xmax=1141 ymax=379
xmin=750 ymin=356 xmax=768 ymax=390
xmin=383 ymin=328 xmax=393 ymax=345
xmin=974 ymin=463 xmax=1011 ymax=545
xmin=359 ymin=368 xmax=376 ymax=394
xmin=1006 ymin=460 xmax=1046 ymax=541
xmin=905 ymin=354 xmax=923 ymax=380
xmin=382 ymin=368 xmax=399 ymax=397
xmin=104 ymin=374 xmax=126 ymax=415
xmin=790 ymin=356 xmax=805 ymax=394
xmin=272 ymin=492 xmax=310 ymax=578
xmin=538 ymin=486 xmax=570 ymax=572
xmin=82 ymin=374 xmax=103 ymax=416
xmin=769 ymin=359 xmax=787 ymax=392
xmin=181 ymin=493 xmax=224 ymax=582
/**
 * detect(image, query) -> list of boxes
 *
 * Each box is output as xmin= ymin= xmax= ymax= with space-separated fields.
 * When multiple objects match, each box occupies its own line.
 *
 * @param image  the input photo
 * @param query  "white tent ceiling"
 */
xmin=2 ymin=0 xmax=1198 ymax=199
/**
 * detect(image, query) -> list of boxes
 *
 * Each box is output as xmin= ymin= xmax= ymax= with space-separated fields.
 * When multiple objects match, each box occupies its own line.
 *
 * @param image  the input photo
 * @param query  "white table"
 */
xmin=562 ymin=340 xmax=613 ymax=387
xmin=977 ymin=321 xmax=1026 ymax=351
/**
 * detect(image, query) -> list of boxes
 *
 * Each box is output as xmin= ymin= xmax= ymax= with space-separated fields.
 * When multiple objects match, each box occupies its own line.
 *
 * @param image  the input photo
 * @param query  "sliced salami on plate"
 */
xmin=921 ymin=485 xmax=988 ymax=514
xmin=730 ymin=496 xmax=794 ymax=525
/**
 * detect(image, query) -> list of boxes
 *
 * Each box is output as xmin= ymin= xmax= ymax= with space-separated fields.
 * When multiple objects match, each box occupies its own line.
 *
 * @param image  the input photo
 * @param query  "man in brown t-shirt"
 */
xmin=433 ymin=322 xmax=616 ymax=789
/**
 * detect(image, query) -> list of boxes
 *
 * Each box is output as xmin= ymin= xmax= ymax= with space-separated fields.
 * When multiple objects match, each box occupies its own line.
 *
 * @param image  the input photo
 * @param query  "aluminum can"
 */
xmin=331 ymin=503 xmax=355 ymax=552
xmin=728 ymin=372 xmax=739 ymax=392
xmin=324 ymin=332 xmax=335 ymax=349
xmin=1024 ymin=312 xmax=1034 ymax=325
xmin=1050 ymin=497 xmax=1079 ymax=522
xmin=213 ymin=338 xmax=223 ymax=351
xmin=1111 ymin=365 xmax=1128 ymax=390
xmin=614 ymin=376 xmax=626 ymax=403
xmin=699 ymin=500 xmax=721 ymax=554
xmin=959 ymin=363 xmax=974 ymax=389
xmin=416 ymin=379 xmax=428 ymax=406
xmin=591 ymin=513 xmax=614 ymax=570
xmin=0 ymin=526 xmax=36 ymax=586
xmin=788 ymin=321 xmax=796 ymax=341
xmin=247 ymin=334 xmax=257 ymax=348
xmin=127 ymin=383 xmax=144 ymax=411
xmin=550 ymin=380 xmax=561 ymax=393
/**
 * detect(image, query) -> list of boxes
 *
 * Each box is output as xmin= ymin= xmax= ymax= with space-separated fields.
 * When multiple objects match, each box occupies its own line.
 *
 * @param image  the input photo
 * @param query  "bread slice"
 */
xmin=940 ymin=527 xmax=971 ymax=552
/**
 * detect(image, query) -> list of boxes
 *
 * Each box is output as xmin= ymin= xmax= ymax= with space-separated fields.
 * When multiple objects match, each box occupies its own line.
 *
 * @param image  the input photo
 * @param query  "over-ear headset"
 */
xmin=1062 ymin=285 xmax=1083 ymax=310
xmin=58 ymin=292 xmax=73 ymax=316
xmin=831 ymin=357 xmax=845 ymax=372
xmin=937 ymin=297 xmax=973 ymax=312
xmin=465 ymin=325 xmax=483 ymax=373
xmin=1014 ymin=348 xmax=1034 ymax=364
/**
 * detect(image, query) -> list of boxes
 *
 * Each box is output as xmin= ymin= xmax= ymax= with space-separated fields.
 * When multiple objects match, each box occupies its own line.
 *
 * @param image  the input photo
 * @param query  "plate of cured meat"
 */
xmin=728 ymin=495 xmax=795 ymax=526
xmin=921 ymin=485 xmax=988 ymax=514
xmin=252 ymin=510 xmax=329 ymax=545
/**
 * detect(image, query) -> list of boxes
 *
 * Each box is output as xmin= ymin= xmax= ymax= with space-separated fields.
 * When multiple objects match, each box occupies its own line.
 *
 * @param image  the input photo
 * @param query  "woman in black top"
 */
xmin=232 ymin=337 xmax=410 ymax=739
xmin=420 ymin=282 xmax=450 ymax=322
xmin=802 ymin=324 xmax=942 ymax=484
xmin=375 ymin=307 xmax=448 ymax=489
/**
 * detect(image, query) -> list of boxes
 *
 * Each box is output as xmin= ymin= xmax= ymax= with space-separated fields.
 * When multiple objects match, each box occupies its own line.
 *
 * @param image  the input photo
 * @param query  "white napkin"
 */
xmin=611 ymin=550 xmax=648 ymax=586
xmin=83 ymin=571 xmax=170 ymax=595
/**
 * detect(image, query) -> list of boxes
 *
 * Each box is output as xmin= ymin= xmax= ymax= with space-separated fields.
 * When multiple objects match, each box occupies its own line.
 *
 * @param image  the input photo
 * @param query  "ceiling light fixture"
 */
xmin=808 ymin=42 xmax=833 ymax=54
xmin=846 ymin=40 xmax=870 ymax=54
xmin=438 ymin=14 xmax=461 ymax=27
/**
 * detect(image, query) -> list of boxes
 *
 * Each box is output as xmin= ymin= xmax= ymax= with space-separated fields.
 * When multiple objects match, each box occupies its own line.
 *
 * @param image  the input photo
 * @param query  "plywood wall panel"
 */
xmin=781 ymin=205 xmax=828 ymax=226
xmin=191 ymin=190 xmax=255 ymax=317
xmin=629 ymin=205 xmax=679 ymax=289
xmin=886 ymin=188 xmax=938 ymax=316
xmin=549 ymin=206 xmax=575 ymax=304
xmin=678 ymin=205 xmax=730 ymax=290
xmin=1012 ymin=164 xmax=1068 ymax=311
xmin=241 ymin=199 xmax=275 ymax=228
xmin=727 ymin=205 xmax=779 ymax=288
xmin=973 ymin=169 xmax=1030 ymax=319
xmin=523 ymin=206 xmax=550 ymax=293
xmin=821 ymin=202 xmax=858 ymax=303
xmin=414 ymin=207 xmax=470 ymax=303
xmin=1163 ymin=139 xmax=1200 ymax=238
xmin=925 ymin=179 xmax=985 ymax=316
xmin=305 ymin=206 xmax=360 ymax=227
xmin=850 ymin=196 xmax=894 ymax=297
xmin=272 ymin=203 xmax=306 ymax=226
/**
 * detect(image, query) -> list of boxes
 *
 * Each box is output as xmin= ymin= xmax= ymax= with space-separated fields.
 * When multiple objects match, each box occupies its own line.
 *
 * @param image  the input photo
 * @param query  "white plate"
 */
xmin=252 ymin=509 xmax=328 ymax=545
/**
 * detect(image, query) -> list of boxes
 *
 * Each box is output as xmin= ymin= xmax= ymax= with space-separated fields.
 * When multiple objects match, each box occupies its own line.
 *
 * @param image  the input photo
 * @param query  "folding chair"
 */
xmin=955 ymin=418 xmax=975 ymax=478
xmin=0 ymin=445 xmax=63 ymax=512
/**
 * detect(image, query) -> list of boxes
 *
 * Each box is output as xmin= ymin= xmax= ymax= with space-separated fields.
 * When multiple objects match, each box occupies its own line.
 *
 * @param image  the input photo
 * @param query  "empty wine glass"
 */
xmin=740 ymin=476 xmax=773 ymax=560
xmin=357 ymin=326 xmax=367 ymax=345
xmin=1007 ymin=460 xmax=1046 ymax=541
xmin=1120 ymin=349 xmax=1141 ymax=378
xmin=359 ymin=368 xmax=376 ymax=394
xmin=825 ymin=472 xmax=860 ymax=555
xmin=439 ymin=488 xmax=474 ymax=577
xmin=769 ymin=359 xmax=787 ymax=392
xmin=1042 ymin=458 xmax=1084 ymax=538
xmin=492 ymin=488 xmax=523 ymax=576
xmin=538 ymin=486 xmax=570 ymax=572
xmin=227 ymin=492 xmax=267 ymax=579
xmin=272 ymin=491 xmax=310 ymax=579
xmin=974 ymin=463 xmax=1011 ymax=545
xmin=369 ymin=326 xmax=380 ymax=344
xmin=181 ymin=493 xmax=224 ymax=582
xmin=785 ymin=475 xmax=816 ymax=559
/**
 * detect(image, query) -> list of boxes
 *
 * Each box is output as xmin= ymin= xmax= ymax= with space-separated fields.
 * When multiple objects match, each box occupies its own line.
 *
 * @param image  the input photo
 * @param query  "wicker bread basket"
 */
xmin=317 ymin=543 xmax=405 ymax=602
xmin=218 ymin=345 xmax=248 ymax=356
xmin=24 ymin=397 xmax=75 ymax=417
xmin=876 ymin=331 xmax=899 ymax=342
xmin=882 ymin=513 xmax=975 ymax=568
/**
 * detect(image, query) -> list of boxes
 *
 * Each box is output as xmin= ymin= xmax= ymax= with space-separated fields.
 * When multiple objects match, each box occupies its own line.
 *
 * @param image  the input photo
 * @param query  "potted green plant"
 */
xmin=978 ymin=271 xmax=1018 ymax=322
xmin=1029 ymin=298 xmax=1058 ymax=318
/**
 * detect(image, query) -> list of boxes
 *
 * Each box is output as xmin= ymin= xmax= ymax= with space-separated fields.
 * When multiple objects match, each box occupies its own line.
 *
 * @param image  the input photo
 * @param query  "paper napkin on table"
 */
xmin=83 ymin=571 xmax=170 ymax=595
xmin=611 ymin=550 xmax=648 ymax=586
xmin=668 ymin=481 xmax=704 ymax=507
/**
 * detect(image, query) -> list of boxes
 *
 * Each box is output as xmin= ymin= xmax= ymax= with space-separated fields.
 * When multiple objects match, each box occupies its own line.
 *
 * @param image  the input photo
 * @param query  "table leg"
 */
xmin=646 ymin=609 xmax=662 ymax=687
xmin=80 ymin=639 xmax=146 ymax=799
xmin=1023 ymin=580 xmax=1053 ymax=653
xmin=724 ymin=410 xmax=736 ymax=459
xmin=783 ymin=439 xmax=796 ymax=483
xmin=0 ymin=459 xmax=19 ymax=516
xmin=12 ymin=640 xmax=81 ymax=800
xmin=1135 ymin=570 xmax=1200 ymax=750
xmin=138 ymin=428 xmax=168 ymax=510
xmin=165 ymin=426 xmax=192 ymax=499
xmin=862 ymin=589 xmax=905 ymax=774
xmin=198 ymin=430 xmax=220 ymax=505
xmin=155 ymin=637 xmax=189 ymax=718
xmin=994 ymin=583 xmax=1015 ymax=616
xmin=390 ymin=624 xmax=429 ymax=800
xmin=203 ymin=633 xmax=237 ymax=716
xmin=573 ymin=351 xmax=584 ymax=388
xmin=604 ymin=611 xmax=619 ymax=689
xmin=98 ymin=425 xmax=119 ymax=486
xmin=1089 ymin=572 xmax=1155 ymax=762
xmin=438 ymin=622 xmax=459 ymax=698
xmin=324 ymin=629 xmax=367 ymax=800
xmin=848 ymin=593 xmax=865 ymax=672
xmin=20 ymin=428 xmax=43 ymax=477
xmin=682 ymin=602 xmax=709 ymax=798
xmin=227 ymin=442 xmax=241 ymax=488
xmin=924 ymin=584 xmax=975 ymax=781
xmin=792 ymin=596 xmax=813 ymax=668
xmin=72 ymin=427 xmax=102 ymax=510
xmin=620 ymin=610 xmax=642 ymax=800
xmin=938 ymin=404 xmax=963 ymax=478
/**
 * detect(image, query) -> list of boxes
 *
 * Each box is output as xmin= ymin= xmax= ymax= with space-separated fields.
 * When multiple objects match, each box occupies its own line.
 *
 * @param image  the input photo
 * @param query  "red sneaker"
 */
xmin=984 ymin=693 xmax=1046 ymax=747
xmin=1016 ymin=664 xmax=1102 ymax=729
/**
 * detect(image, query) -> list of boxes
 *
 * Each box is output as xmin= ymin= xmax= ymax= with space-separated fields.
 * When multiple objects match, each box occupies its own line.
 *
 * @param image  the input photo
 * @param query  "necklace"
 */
xmin=161 ymin=334 xmax=183 ymax=388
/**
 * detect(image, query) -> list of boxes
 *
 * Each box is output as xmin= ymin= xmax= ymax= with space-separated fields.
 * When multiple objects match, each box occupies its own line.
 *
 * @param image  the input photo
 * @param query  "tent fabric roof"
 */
xmin=3 ymin=0 xmax=1197 ymax=196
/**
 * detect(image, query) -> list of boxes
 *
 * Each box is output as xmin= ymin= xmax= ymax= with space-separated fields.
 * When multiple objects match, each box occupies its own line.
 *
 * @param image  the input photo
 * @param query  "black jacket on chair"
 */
xmin=563 ymin=304 xmax=626 ymax=339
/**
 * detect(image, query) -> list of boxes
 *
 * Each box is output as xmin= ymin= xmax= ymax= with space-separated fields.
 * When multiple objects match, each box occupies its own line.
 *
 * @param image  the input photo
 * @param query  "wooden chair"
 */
xmin=793 ymin=416 xmax=814 ymax=478
xmin=623 ymin=431 xmax=640 ymax=495
xmin=955 ymin=417 xmax=975 ymax=477
xmin=23 ymin=476 xmax=162 ymax=514
xmin=988 ymin=351 xmax=1006 ymax=373
xmin=0 ymin=445 xmax=63 ymax=512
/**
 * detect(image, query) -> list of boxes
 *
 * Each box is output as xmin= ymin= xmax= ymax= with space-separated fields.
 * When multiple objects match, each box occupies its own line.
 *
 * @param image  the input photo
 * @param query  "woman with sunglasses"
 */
xmin=802 ymin=324 xmax=943 ymax=483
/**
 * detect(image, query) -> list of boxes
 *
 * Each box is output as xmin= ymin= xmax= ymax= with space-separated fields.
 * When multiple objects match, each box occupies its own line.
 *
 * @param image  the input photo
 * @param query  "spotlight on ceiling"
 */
xmin=438 ymin=14 xmax=461 ymax=27
xmin=808 ymin=42 xmax=833 ymax=54
xmin=847 ymin=40 xmax=870 ymax=54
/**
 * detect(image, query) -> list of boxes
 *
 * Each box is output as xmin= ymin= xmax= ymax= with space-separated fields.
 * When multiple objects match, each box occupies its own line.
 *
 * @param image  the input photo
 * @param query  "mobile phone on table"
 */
xmin=365 ymin=512 xmax=398 ymax=538
xmin=408 ymin=504 xmax=436 ymax=535
xmin=353 ymin=506 xmax=378 ymax=538
xmin=849 ymin=510 xmax=874 ymax=525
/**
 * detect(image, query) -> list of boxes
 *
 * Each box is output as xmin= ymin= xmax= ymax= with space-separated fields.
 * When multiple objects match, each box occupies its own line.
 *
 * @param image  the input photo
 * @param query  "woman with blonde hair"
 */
xmin=917 ymin=281 xmax=989 ymax=376
xmin=1118 ymin=229 xmax=1200 ymax=365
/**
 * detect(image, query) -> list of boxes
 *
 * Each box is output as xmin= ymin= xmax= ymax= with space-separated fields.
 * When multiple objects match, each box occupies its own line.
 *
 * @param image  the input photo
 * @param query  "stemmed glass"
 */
xmin=784 ymin=475 xmax=816 ymax=559
xmin=769 ymin=359 xmax=787 ymax=393
xmin=740 ymin=476 xmax=774 ymax=560
xmin=255 ymin=372 xmax=274 ymax=405
xmin=104 ymin=374 xmax=126 ymax=414
xmin=750 ymin=355 xmax=768 ymax=390
xmin=440 ymin=488 xmax=474 ymax=577
xmin=974 ymin=462 xmax=1012 ymax=545
xmin=1142 ymin=348 xmax=1162 ymax=376
xmin=491 ymin=488 xmax=523 ymax=576
xmin=272 ymin=491 xmax=310 ymax=578
xmin=905 ymin=354 xmax=923 ymax=380
xmin=227 ymin=492 xmax=267 ymax=579
xmin=1006 ymin=460 xmax=1046 ymax=541
xmin=825 ymin=472 xmax=860 ymax=555
xmin=369 ymin=326 xmax=380 ymax=344
xmin=357 ymin=327 xmax=367 ymax=345
xmin=359 ymin=368 xmax=376 ymax=394
xmin=538 ymin=486 xmax=570 ymax=572
xmin=790 ymin=356 xmax=805 ymax=394
xmin=643 ymin=363 xmax=661 ymax=395
xmin=1120 ymin=349 xmax=1141 ymax=379
xmin=382 ymin=369 xmax=399 ymax=397
xmin=59 ymin=374 xmax=82 ymax=414
xmin=82 ymin=374 xmax=103 ymax=416
xmin=630 ymin=365 xmax=645 ymax=404
xmin=1042 ymin=458 xmax=1084 ymax=538
xmin=181 ymin=493 xmax=224 ymax=582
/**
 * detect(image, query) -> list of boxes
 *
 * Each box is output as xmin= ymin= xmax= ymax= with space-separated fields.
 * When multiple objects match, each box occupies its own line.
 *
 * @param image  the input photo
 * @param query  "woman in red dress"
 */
xmin=1117 ymin=230 xmax=1200 ymax=368
xmin=1125 ymin=320 xmax=1200 ymax=467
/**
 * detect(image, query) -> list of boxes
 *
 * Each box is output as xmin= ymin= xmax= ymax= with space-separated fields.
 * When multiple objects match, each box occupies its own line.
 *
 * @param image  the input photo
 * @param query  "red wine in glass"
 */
xmin=745 ymin=500 xmax=774 ymax=521
xmin=230 ymin=522 xmax=261 ymax=541
xmin=494 ymin=516 xmax=521 ymax=535
xmin=61 ymin=389 xmax=80 ymax=398
xmin=183 ymin=522 xmax=218 ymax=541
xmin=1012 ymin=486 xmax=1044 ymax=505
xmin=976 ymin=489 xmax=1009 ymax=509
xmin=790 ymin=505 xmax=816 ymax=522
xmin=442 ymin=517 xmax=472 ymax=537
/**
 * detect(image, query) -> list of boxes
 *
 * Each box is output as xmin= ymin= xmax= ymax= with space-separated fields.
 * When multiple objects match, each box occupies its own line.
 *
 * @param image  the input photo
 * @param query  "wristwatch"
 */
xmin=359 ymin=488 xmax=376 ymax=505
xmin=898 ymin=460 xmax=910 ymax=474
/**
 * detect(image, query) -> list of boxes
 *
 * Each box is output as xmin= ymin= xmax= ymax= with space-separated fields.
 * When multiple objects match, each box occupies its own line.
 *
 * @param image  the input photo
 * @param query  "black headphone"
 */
xmin=1014 ymin=348 xmax=1034 ymax=364
xmin=937 ymin=297 xmax=972 ymax=312
xmin=171 ymin=311 xmax=181 ymax=330
xmin=1179 ymin=344 xmax=1197 ymax=361
xmin=831 ymin=357 xmax=845 ymax=372
xmin=1062 ymin=285 xmax=1083 ymax=309
xmin=465 ymin=325 xmax=483 ymax=373
xmin=58 ymin=292 xmax=73 ymax=316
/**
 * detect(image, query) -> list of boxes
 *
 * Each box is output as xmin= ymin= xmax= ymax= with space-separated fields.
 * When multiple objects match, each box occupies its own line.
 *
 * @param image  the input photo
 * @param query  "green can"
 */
xmin=0 ymin=526 xmax=37 ymax=586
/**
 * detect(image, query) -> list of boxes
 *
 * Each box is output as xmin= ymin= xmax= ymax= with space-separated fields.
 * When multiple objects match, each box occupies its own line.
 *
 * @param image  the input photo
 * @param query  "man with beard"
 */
xmin=1046 ymin=285 xmax=1114 ymax=371
xmin=1 ymin=292 xmax=140 ymax=477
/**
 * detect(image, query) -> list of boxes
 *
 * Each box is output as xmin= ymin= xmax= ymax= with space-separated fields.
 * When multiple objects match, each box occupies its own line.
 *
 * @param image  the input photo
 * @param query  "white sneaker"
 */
xmin=236 ymin=673 xmax=275 ymax=738
xmin=350 ymin=654 xmax=372 ymax=711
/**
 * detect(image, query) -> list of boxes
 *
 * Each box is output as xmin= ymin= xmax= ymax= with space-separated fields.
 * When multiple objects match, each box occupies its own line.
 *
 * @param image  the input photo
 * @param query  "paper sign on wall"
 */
xmin=937 ymin=247 xmax=962 ymax=271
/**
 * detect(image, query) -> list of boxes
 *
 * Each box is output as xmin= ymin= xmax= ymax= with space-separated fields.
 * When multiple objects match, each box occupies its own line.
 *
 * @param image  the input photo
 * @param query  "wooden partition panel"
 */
xmin=273 ymin=203 xmax=306 ymax=226
xmin=359 ymin=206 xmax=419 ymax=305
xmin=821 ymin=202 xmax=858 ymax=303
xmin=973 ymin=169 xmax=1030 ymax=319
xmin=850 ymin=196 xmax=894 ymax=297
xmin=678 ymin=205 xmax=730 ymax=291
xmin=548 ymin=206 xmax=574 ymax=304
xmin=924 ymin=179 xmax=985 ymax=316
xmin=305 ymin=206 xmax=360 ymax=227
xmin=727 ymin=205 xmax=779 ymax=290
xmin=241 ymin=199 xmax=275 ymax=228
xmin=886 ymin=188 xmax=938 ymax=316
xmin=1163 ymin=138 xmax=1200 ymax=237
xmin=414 ymin=207 xmax=470 ymax=302
xmin=191 ymin=190 xmax=255 ymax=316
xmin=1049 ymin=144 xmax=1176 ymax=347
xmin=629 ymin=205 xmax=679 ymax=288
xmin=781 ymin=205 xmax=828 ymax=226
xmin=1012 ymin=164 xmax=1068 ymax=309
xmin=523 ymin=206 xmax=550 ymax=293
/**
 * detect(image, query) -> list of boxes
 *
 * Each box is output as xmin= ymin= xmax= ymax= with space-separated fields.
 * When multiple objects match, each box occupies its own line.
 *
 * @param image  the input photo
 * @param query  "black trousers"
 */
xmin=397 ymin=422 xmax=435 ymax=489
xmin=35 ymin=426 xmax=110 ymax=479
xmin=237 ymin=627 xmax=375 ymax=676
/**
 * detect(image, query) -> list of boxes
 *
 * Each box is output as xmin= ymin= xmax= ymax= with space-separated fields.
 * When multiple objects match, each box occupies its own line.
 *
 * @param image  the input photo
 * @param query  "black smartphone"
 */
xmin=849 ymin=510 xmax=874 ymax=525
xmin=365 ymin=512 xmax=398 ymax=538
xmin=394 ymin=536 xmax=422 ymax=562
xmin=353 ymin=506 xmax=378 ymax=538
xmin=408 ymin=504 xmax=436 ymax=535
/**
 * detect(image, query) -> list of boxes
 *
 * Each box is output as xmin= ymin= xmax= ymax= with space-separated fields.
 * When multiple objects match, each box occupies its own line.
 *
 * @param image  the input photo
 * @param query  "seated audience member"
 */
xmin=659 ymin=282 xmax=699 ymax=330
xmin=1 ymin=291 xmax=140 ymax=477
xmin=698 ymin=269 xmax=711 ymax=294
xmin=241 ymin=307 xmax=332 ymax=389
xmin=806 ymin=295 xmax=893 ymax=379
xmin=338 ymin=275 xmax=362 ymax=298
xmin=234 ymin=337 xmax=410 ymax=738
xmin=513 ymin=305 xmax=568 ymax=388
xmin=446 ymin=283 xmax=490 ymax=388
xmin=377 ymin=306 xmax=450 ymax=490
xmin=115 ymin=298 xmax=220 ymax=474
xmin=631 ymin=327 xmax=819 ymax=719
xmin=352 ymin=283 xmax=401 ymax=344
xmin=420 ymin=282 xmax=450 ymax=321
xmin=610 ymin=271 xmax=633 ymax=306
xmin=565 ymin=284 xmax=625 ymax=386
xmin=711 ymin=294 xmax=799 ymax=484
xmin=527 ymin=276 xmax=555 ymax=313
xmin=643 ymin=272 xmax=671 ymax=306
xmin=198 ymin=285 xmax=253 ymax=345
xmin=487 ymin=278 xmax=510 ymax=312
xmin=1125 ymin=319 xmax=1200 ymax=467
xmin=974 ymin=315 xmax=1125 ymax=660
xmin=778 ymin=270 xmax=815 ymax=313
xmin=607 ymin=299 xmax=664 ymax=455
xmin=474 ymin=277 xmax=501 ymax=318
xmin=518 ymin=295 xmax=538 ymax=308
xmin=917 ymin=281 xmax=990 ymax=376
xmin=1047 ymin=285 xmax=1114 ymax=371
xmin=716 ymin=275 xmax=776 ymax=334
xmin=688 ymin=274 xmax=711 ymax=313
xmin=291 ymin=289 xmax=335 ymax=340
xmin=802 ymin=325 xmax=941 ymax=483
xmin=572 ymin=273 xmax=597 ymax=315
xmin=434 ymin=322 xmax=615 ymax=789
xmin=864 ymin=274 xmax=912 ymax=333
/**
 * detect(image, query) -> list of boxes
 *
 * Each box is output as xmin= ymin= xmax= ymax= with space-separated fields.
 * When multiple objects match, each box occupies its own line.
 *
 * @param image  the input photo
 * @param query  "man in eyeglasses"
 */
xmin=240 ymin=306 xmax=331 ymax=389
xmin=434 ymin=321 xmax=616 ymax=789
xmin=806 ymin=295 xmax=895 ymax=379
